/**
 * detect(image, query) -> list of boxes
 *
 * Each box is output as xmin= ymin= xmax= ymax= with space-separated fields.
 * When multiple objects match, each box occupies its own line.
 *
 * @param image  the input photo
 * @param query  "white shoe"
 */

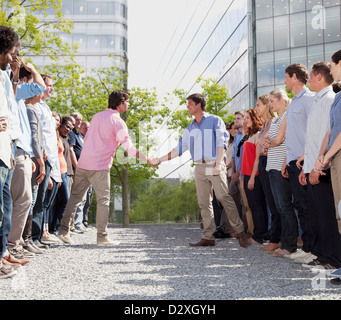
xmin=0 ymin=264 xmax=17 ymax=279
xmin=57 ymin=233 xmax=73 ymax=245
xmin=284 ymin=249 xmax=309 ymax=260
xmin=293 ymin=253 xmax=317 ymax=264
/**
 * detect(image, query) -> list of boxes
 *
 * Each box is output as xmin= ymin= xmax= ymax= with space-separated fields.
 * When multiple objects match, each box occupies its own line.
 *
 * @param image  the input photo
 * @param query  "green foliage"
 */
xmin=167 ymin=77 xmax=232 ymax=132
xmin=0 ymin=0 xmax=76 ymax=60
xmin=130 ymin=178 xmax=200 ymax=223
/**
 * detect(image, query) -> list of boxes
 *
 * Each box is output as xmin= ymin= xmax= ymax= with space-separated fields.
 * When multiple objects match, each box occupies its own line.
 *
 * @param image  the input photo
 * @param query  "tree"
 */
xmin=0 ymin=0 xmax=76 ymax=60
xmin=173 ymin=178 xmax=200 ymax=223
xmin=167 ymin=77 xmax=232 ymax=133
xmin=130 ymin=179 xmax=174 ymax=223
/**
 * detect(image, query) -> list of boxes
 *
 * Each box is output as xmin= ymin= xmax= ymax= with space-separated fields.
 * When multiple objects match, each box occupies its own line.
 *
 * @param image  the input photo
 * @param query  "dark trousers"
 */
xmin=268 ymin=169 xmax=298 ymax=253
xmin=287 ymin=161 xmax=312 ymax=253
xmin=243 ymin=175 xmax=268 ymax=243
xmin=50 ymin=173 xmax=69 ymax=234
xmin=258 ymin=156 xmax=281 ymax=244
xmin=307 ymin=169 xmax=341 ymax=268
xmin=32 ymin=161 xmax=52 ymax=242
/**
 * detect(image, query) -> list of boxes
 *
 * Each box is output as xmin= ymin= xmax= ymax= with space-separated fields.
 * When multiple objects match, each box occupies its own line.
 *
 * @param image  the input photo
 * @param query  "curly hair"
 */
xmin=246 ymin=109 xmax=262 ymax=138
xmin=0 ymin=26 xmax=20 ymax=54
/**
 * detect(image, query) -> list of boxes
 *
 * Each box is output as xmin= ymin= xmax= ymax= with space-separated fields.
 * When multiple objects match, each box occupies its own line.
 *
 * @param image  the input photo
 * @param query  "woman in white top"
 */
xmin=262 ymin=88 xmax=298 ymax=258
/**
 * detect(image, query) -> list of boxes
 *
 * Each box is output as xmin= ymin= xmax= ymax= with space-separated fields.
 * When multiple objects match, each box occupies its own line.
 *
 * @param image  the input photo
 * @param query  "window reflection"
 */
xmin=255 ymin=0 xmax=273 ymax=19
xmin=290 ymin=12 xmax=306 ymax=47
xmin=256 ymin=18 xmax=273 ymax=52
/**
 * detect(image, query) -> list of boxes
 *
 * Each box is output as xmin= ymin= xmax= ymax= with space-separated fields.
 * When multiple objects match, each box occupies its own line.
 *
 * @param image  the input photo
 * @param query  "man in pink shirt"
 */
xmin=58 ymin=90 xmax=153 ymax=245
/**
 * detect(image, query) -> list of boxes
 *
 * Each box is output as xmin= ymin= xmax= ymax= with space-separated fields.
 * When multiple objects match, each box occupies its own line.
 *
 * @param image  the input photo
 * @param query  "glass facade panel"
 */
xmin=273 ymin=0 xmax=289 ymax=16
xmin=306 ymin=0 xmax=324 ymax=11
xmin=74 ymin=0 xmax=87 ymax=15
xmin=256 ymin=18 xmax=273 ymax=52
xmin=257 ymin=52 xmax=274 ymax=87
xmin=325 ymin=7 xmax=341 ymax=43
xmin=88 ymin=1 xmax=101 ymax=15
xmin=73 ymin=33 xmax=87 ymax=50
xmin=307 ymin=45 xmax=324 ymax=70
xmin=291 ymin=47 xmax=307 ymax=66
xmin=289 ymin=0 xmax=305 ymax=13
xmin=274 ymin=15 xmax=289 ymax=50
xmin=290 ymin=12 xmax=306 ymax=47
xmin=324 ymin=0 xmax=341 ymax=6
xmin=307 ymin=9 xmax=324 ymax=45
xmin=325 ymin=42 xmax=340 ymax=60
xmin=62 ymin=0 xmax=73 ymax=15
xmin=255 ymin=0 xmax=273 ymax=19
xmin=275 ymin=49 xmax=290 ymax=85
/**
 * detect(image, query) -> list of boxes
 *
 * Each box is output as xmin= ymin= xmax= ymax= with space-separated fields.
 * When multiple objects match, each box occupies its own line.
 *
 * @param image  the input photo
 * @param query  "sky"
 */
xmin=127 ymin=0 xmax=195 ymax=180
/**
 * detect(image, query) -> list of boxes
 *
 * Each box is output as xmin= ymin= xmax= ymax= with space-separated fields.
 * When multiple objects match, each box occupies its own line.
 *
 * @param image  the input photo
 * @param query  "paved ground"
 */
xmin=1 ymin=224 xmax=340 ymax=302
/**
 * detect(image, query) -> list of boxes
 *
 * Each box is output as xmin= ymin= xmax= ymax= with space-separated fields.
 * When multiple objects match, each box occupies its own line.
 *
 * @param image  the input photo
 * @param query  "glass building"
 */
xmin=161 ymin=0 xmax=341 ymax=114
xmin=158 ymin=0 xmax=252 ymax=113
xmin=255 ymin=0 xmax=341 ymax=98
xmin=33 ymin=0 xmax=128 ymax=72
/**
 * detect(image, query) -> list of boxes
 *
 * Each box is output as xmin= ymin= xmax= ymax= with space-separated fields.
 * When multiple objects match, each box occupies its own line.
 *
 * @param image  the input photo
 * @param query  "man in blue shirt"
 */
xmin=8 ymin=63 xmax=46 ymax=257
xmin=154 ymin=94 xmax=248 ymax=248
xmin=282 ymin=64 xmax=315 ymax=259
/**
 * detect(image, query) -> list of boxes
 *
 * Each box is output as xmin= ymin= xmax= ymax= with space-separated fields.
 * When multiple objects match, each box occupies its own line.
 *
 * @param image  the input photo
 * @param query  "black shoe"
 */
xmin=330 ymin=278 xmax=341 ymax=285
xmin=213 ymin=227 xmax=231 ymax=239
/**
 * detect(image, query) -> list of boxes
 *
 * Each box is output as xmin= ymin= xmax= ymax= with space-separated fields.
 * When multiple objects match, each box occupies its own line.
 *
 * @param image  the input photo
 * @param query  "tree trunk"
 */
xmin=122 ymin=164 xmax=130 ymax=228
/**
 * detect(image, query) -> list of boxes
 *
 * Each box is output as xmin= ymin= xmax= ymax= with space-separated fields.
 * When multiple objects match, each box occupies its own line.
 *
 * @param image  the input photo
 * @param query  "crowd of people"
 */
xmin=210 ymin=59 xmax=341 ymax=286
xmin=0 ymin=26 xmax=94 ymax=279
xmin=1 ymin=24 xmax=341 ymax=288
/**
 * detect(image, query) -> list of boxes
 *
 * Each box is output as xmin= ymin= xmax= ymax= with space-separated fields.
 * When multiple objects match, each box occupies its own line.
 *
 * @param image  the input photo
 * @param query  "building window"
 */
xmin=255 ymin=0 xmax=273 ymax=19
xmin=290 ymin=12 xmax=306 ymax=47
xmin=74 ymin=0 xmax=87 ymax=15
xmin=256 ymin=18 xmax=274 ymax=52
xmin=274 ymin=15 xmax=289 ymax=50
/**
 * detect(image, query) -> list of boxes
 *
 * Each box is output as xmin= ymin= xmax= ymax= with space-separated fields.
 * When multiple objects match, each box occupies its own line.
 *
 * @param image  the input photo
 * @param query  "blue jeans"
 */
xmin=0 ymin=142 xmax=16 ymax=258
xmin=32 ymin=161 xmax=52 ymax=242
xmin=0 ymin=160 xmax=9 ymax=259
xmin=268 ymin=169 xmax=298 ymax=253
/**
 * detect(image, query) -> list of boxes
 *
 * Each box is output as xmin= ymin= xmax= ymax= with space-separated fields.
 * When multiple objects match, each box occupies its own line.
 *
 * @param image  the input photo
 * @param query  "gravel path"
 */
xmin=1 ymin=224 xmax=340 ymax=301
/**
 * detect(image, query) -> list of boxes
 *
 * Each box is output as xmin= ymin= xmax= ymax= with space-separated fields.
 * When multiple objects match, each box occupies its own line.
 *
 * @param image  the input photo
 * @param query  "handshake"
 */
xmin=147 ymin=157 xmax=161 ymax=168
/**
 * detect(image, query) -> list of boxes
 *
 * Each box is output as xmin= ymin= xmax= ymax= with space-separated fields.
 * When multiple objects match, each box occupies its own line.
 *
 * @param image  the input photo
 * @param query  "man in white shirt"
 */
xmin=31 ymin=74 xmax=61 ymax=246
xmin=298 ymin=62 xmax=341 ymax=271
xmin=0 ymin=25 xmax=21 ymax=279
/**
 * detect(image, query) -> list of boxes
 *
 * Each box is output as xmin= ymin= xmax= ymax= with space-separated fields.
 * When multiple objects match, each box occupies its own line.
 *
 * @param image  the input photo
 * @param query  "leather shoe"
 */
xmin=189 ymin=239 xmax=215 ymax=247
xmin=237 ymin=231 xmax=249 ymax=248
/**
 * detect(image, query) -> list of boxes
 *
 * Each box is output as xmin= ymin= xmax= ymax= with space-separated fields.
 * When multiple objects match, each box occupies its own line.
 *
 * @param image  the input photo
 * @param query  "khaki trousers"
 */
xmin=59 ymin=168 xmax=110 ymax=238
xmin=195 ymin=163 xmax=245 ymax=240
xmin=9 ymin=149 xmax=32 ymax=248
xmin=331 ymin=150 xmax=341 ymax=234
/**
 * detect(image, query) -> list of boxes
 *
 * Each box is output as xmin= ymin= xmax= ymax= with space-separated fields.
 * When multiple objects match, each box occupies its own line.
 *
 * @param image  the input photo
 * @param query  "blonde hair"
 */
xmin=258 ymin=94 xmax=275 ymax=121
xmin=270 ymin=88 xmax=291 ymax=109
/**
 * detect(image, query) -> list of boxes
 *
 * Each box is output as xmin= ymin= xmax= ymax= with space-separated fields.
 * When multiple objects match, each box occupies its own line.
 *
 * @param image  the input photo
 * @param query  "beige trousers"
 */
xmin=59 ymin=168 xmax=110 ymax=238
xmin=195 ymin=163 xmax=245 ymax=240
xmin=8 ymin=149 xmax=32 ymax=248
xmin=331 ymin=150 xmax=341 ymax=234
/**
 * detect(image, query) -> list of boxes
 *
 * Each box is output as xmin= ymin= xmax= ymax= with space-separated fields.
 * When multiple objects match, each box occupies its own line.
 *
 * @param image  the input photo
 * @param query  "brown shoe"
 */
xmin=237 ymin=231 xmax=249 ymax=248
xmin=259 ymin=242 xmax=280 ymax=252
xmin=189 ymin=239 xmax=215 ymax=247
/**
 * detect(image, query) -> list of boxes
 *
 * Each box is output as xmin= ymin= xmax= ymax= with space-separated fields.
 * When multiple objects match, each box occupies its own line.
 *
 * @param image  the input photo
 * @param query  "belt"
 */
xmin=194 ymin=159 xmax=216 ymax=165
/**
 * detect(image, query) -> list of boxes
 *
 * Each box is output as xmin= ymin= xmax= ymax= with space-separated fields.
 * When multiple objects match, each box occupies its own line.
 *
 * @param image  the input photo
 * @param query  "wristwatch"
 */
xmin=12 ymin=79 xmax=19 ymax=85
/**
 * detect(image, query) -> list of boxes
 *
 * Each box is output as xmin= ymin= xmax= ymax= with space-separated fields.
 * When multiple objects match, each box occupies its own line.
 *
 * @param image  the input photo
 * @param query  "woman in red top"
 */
xmin=242 ymin=109 xmax=268 ymax=245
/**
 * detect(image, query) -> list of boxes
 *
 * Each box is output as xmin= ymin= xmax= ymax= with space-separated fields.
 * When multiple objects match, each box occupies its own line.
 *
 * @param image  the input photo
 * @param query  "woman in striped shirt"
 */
xmin=262 ymin=88 xmax=298 ymax=258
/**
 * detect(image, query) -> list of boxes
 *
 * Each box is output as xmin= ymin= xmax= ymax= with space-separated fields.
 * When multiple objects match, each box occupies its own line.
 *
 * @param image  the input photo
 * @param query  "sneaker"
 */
xmin=330 ymin=278 xmax=341 ymax=285
xmin=57 ymin=233 xmax=73 ymax=244
xmin=97 ymin=237 xmax=120 ymax=246
xmin=311 ymin=263 xmax=337 ymax=274
xmin=293 ymin=253 xmax=317 ymax=264
xmin=284 ymin=249 xmax=310 ymax=260
xmin=0 ymin=263 xmax=17 ymax=279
